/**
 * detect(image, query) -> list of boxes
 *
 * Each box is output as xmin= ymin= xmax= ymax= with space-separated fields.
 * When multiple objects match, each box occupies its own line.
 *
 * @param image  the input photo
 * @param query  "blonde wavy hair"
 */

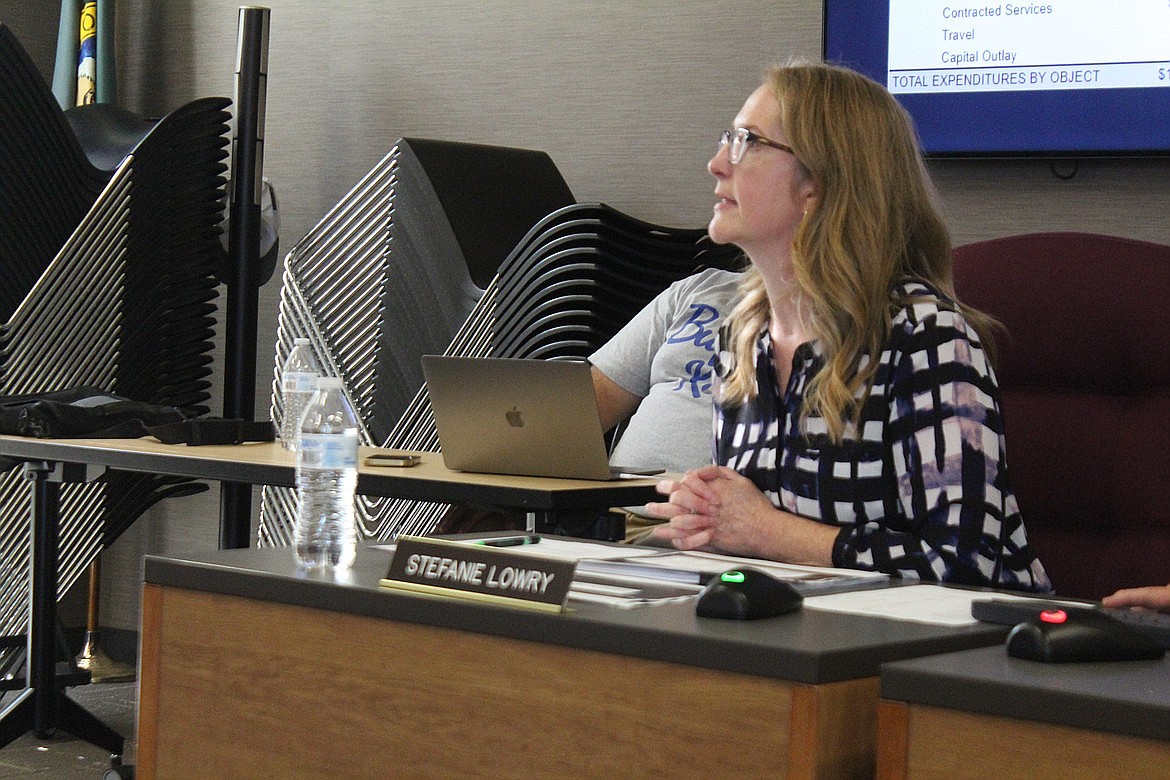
xmin=720 ymin=62 xmax=998 ymax=443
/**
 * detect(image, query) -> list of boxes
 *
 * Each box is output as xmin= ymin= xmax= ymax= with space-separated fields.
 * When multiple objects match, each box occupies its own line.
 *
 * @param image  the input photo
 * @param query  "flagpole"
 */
xmin=51 ymin=0 xmax=81 ymax=109
xmin=95 ymin=0 xmax=116 ymax=104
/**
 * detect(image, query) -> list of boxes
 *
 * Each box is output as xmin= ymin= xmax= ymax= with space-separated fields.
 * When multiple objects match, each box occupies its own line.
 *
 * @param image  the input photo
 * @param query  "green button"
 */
xmin=721 ymin=571 xmax=745 ymax=583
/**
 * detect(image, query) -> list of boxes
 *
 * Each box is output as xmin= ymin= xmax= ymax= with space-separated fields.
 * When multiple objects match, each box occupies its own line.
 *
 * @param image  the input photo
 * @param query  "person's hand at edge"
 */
xmin=1101 ymin=584 xmax=1170 ymax=614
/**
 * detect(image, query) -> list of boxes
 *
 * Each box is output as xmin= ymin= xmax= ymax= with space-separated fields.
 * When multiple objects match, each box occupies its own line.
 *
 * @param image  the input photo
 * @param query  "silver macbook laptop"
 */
xmin=421 ymin=355 xmax=657 ymax=481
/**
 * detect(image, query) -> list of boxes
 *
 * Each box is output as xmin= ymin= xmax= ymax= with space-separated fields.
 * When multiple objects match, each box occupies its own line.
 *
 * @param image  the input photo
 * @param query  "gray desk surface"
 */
xmin=881 ymin=645 xmax=1170 ymax=741
xmin=144 ymin=543 xmax=1008 ymax=685
xmin=0 ymin=435 xmax=660 ymax=511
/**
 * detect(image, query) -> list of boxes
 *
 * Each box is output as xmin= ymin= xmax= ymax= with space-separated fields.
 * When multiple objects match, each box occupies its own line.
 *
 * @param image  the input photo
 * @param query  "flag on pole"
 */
xmin=76 ymin=1 xmax=97 ymax=106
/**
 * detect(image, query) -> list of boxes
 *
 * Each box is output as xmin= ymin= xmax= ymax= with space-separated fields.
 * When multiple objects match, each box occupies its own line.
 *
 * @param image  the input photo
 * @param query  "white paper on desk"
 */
xmin=371 ymin=537 xmax=658 ymax=562
xmin=567 ymin=574 xmax=701 ymax=609
xmin=595 ymin=550 xmax=887 ymax=587
xmin=803 ymin=584 xmax=1021 ymax=626
xmin=487 ymin=537 xmax=663 ymax=562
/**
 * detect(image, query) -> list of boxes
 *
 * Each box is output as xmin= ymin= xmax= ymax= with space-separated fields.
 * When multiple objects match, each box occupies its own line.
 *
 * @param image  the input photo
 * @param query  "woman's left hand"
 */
xmin=644 ymin=464 xmax=839 ymax=565
xmin=645 ymin=465 xmax=783 ymax=556
xmin=643 ymin=465 xmax=725 ymax=550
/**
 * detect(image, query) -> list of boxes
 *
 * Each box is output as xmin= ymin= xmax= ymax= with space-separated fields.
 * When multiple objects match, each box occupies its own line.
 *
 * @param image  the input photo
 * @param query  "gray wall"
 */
xmin=3 ymin=2 xmax=1168 ymax=637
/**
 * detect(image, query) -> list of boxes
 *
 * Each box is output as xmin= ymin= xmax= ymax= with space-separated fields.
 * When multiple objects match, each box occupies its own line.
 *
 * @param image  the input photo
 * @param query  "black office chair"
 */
xmin=954 ymin=232 xmax=1170 ymax=599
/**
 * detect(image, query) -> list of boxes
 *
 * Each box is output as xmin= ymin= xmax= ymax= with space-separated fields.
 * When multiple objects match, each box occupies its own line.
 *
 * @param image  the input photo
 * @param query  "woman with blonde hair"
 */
xmin=646 ymin=62 xmax=1050 ymax=591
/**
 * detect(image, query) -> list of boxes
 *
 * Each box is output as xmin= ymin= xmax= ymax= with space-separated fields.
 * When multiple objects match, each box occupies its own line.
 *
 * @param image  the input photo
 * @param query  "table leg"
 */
xmin=0 ymin=461 xmax=124 ymax=755
xmin=219 ymin=481 xmax=252 ymax=549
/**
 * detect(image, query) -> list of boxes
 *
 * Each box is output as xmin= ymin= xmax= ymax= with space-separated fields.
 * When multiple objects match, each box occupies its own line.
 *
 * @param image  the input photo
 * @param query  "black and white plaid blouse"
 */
xmin=714 ymin=280 xmax=1051 ymax=592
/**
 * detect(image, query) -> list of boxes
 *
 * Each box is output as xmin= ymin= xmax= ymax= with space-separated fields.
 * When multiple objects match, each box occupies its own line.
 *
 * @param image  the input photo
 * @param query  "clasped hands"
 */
xmin=644 ymin=464 xmax=837 ymax=567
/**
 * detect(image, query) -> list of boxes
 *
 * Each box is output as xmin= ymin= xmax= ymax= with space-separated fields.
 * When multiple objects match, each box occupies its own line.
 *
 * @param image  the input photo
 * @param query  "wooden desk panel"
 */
xmin=877 ymin=645 xmax=1170 ymax=779
xmin=878 ymin=700 xmax=1170 ymax=779
xmin=138 ymin=584 xmax=878 ymax=779
xmin=135 ymin=548 xmax=1007 ymax=779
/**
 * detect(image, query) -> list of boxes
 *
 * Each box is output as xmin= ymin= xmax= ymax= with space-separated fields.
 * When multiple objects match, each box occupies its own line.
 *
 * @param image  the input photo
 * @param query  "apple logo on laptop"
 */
xmin=506 ymin=406 xmax=524 ymax=427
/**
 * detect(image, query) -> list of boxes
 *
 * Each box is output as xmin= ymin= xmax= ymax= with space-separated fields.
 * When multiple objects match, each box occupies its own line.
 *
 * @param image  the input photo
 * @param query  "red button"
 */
xmin=1040 ymin=609 xmax=1067 ymax=624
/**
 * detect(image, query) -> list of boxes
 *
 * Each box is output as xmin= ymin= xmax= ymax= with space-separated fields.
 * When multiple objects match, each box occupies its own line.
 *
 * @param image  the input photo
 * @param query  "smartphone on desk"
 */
xmin=364 ymin=453 xmax=422 ymax=468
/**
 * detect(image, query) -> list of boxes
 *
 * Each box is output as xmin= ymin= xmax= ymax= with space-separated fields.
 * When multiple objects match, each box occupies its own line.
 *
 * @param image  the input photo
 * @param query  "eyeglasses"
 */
xmin=717 ymin=127 xmax=796 ymax=165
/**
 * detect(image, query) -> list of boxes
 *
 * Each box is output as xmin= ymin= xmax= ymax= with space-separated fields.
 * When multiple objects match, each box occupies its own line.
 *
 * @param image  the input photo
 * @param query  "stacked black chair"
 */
xmin=0 ymin=26 xmax=229 ymax=640
xmin=257 ymin=159 xmax=745 ymax=545
xmin=257 ymin=138 xmax=575 ymax=546
xmin=489 ymin=204 xmax=744 ymax=360
xmin=366 ymin=202 xmax=745 ymax=538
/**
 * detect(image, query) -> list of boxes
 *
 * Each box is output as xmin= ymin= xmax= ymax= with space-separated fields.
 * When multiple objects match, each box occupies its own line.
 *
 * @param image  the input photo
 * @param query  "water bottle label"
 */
xmin=282 ymin=371 xmax=319 ymax=393
xmin=298 ymin=433 xmax=359 ymax=469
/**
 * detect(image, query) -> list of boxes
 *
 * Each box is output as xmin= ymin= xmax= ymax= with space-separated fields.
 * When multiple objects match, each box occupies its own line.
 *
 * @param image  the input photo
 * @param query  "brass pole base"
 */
xmin=76 ymin=630 xmax=136 ymax=683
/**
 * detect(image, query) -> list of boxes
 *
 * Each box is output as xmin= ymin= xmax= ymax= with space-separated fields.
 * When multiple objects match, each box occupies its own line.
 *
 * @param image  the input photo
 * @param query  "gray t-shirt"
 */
xmin=589 ymin=267 xmax=742 ymax=473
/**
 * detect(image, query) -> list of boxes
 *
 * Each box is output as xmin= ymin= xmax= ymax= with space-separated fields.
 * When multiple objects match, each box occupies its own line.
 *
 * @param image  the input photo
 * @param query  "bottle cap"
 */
xmin=293 ymin=337 xmax=310 ymax=345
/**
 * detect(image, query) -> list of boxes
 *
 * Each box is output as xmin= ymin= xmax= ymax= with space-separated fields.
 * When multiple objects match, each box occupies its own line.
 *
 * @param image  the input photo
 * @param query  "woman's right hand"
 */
xmin=1101 ymin=584 xmax=1170 ymax=614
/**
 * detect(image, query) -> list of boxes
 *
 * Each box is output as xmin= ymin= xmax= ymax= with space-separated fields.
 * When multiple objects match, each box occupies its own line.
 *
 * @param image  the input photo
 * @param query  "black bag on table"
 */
xmin=0 ymin=386 xmax=274 ymax=443
xmin=0 ymin=386 xmax=186 ymax=438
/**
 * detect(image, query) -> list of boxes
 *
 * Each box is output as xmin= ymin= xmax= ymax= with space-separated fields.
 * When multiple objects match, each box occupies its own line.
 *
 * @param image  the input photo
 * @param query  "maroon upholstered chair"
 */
xmin=953 ymin=232 xmax=1170 ymax=599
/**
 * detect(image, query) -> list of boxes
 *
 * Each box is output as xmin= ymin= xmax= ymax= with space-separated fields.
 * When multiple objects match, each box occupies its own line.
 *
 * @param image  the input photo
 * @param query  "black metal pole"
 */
xmin=30 ymin=465 xmax=58 ymax=737
xmin=220 ymin=6 xmax=270 ymax=549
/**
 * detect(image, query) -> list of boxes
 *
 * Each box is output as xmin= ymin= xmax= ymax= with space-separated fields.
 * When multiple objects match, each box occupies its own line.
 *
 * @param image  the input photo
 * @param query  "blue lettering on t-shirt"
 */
xmin=673 ymin=356 xmax=716 ymax=398
xmin=667 ymin=303 xmax=722 ymax=399
xmin=666 ymin=303 xmax=719 ymax=351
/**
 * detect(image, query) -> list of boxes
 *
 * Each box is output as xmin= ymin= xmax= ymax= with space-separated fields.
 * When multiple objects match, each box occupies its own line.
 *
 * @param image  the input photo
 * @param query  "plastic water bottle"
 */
xmin=279 ymin=337 xmax=320 ymax=450
xmin=294 ymin=377 xmax=359 ymax=570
